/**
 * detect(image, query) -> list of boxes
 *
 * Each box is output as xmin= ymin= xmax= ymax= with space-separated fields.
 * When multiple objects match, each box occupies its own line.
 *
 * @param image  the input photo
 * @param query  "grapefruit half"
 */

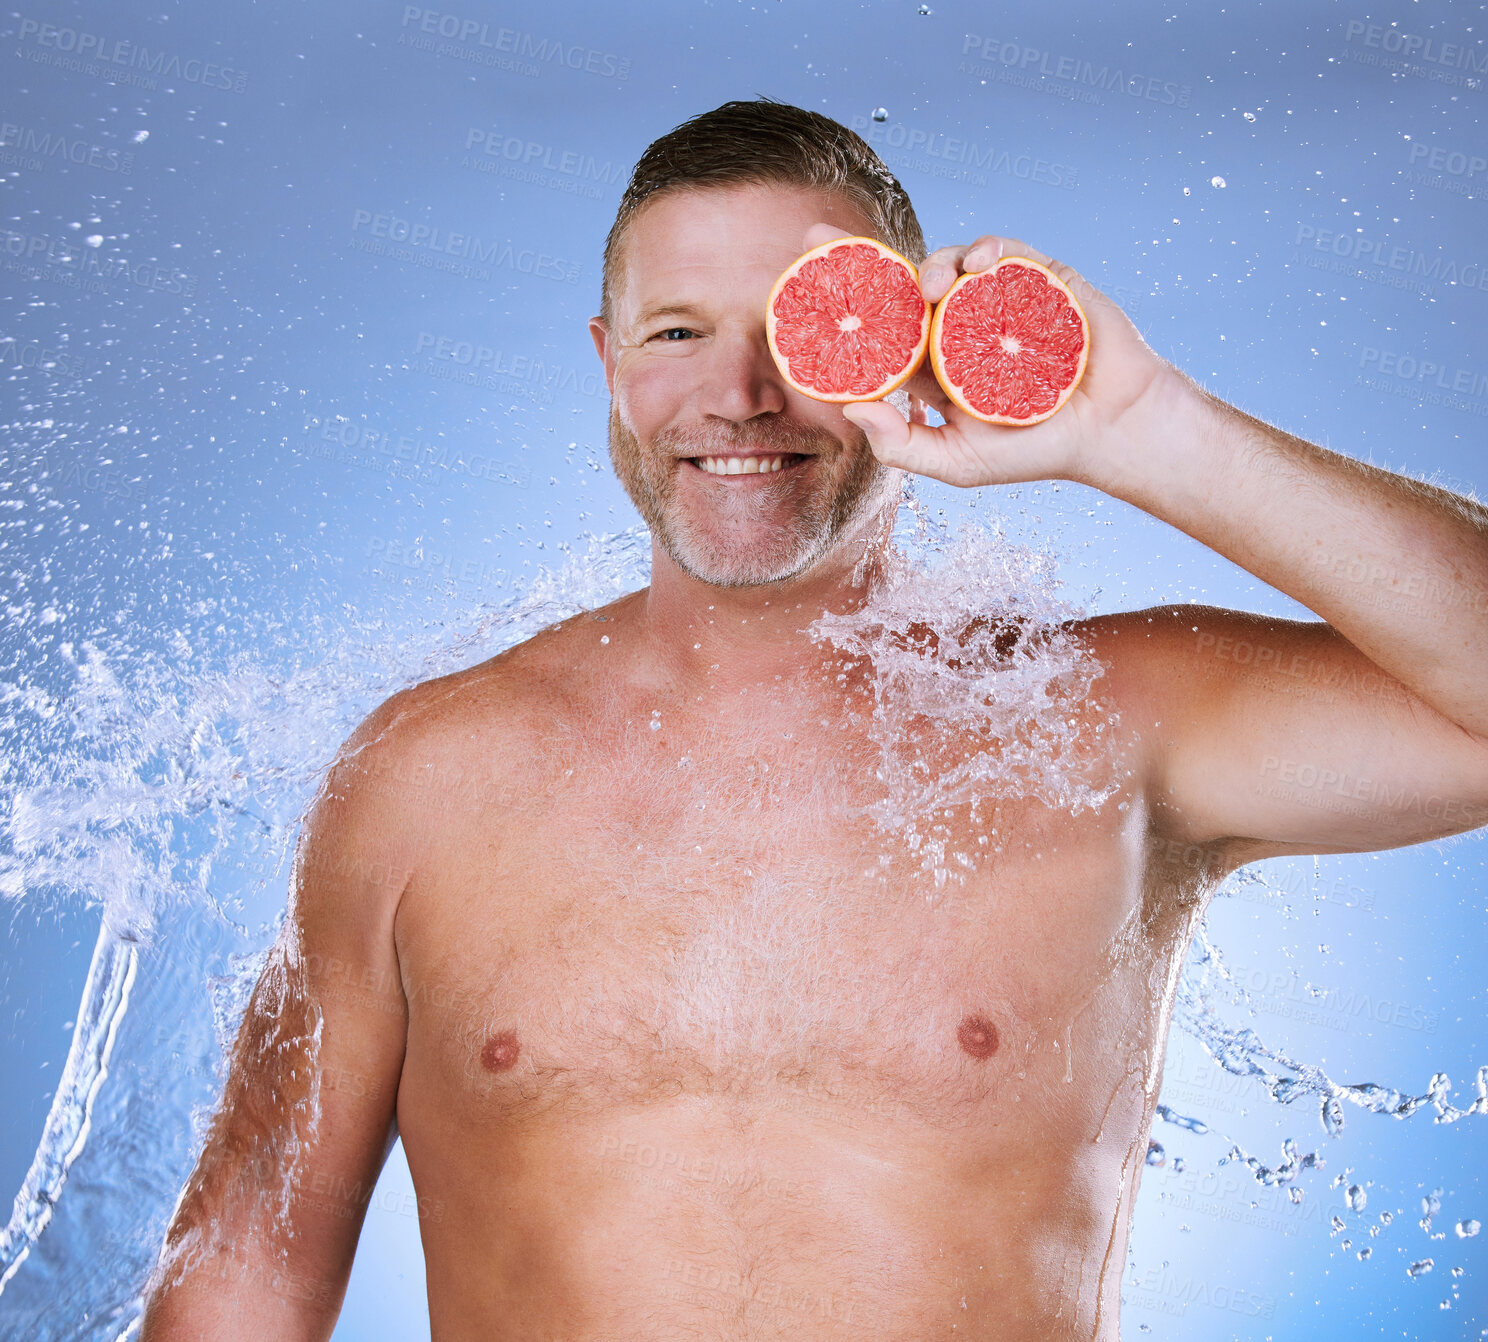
xmin=929 ymin=257 xmax=1089 ymax=426
xmin=766 ymin=237 xmax=931 ymax=403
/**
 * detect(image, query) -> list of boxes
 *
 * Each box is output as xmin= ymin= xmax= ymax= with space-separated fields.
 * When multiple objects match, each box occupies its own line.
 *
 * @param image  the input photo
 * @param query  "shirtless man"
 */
xmin=139 ymin=99 xmax=1488 ymax=1341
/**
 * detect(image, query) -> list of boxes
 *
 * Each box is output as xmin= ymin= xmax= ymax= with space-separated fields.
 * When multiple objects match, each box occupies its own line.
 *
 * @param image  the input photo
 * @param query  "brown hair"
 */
xmin=600 ymin=97 xmax=926 ymax=329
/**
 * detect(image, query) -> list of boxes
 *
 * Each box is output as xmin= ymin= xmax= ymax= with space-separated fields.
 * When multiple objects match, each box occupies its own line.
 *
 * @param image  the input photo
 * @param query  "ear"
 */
xmin=588 ymin=317 xmax=617 ymax=395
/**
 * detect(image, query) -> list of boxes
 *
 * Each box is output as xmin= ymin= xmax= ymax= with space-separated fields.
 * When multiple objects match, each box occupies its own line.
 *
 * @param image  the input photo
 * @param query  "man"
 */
xmin=140 ymin=99 xmax=1488 ymax=1340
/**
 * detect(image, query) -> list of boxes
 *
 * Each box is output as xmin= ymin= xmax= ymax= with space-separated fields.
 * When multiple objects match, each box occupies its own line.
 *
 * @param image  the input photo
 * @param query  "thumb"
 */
xmin=842 ymin=401 xmax=912 ymax=465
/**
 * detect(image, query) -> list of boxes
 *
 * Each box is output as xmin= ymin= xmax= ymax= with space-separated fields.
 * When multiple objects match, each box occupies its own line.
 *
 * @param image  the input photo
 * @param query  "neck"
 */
xmin=633 ymin=498 xmax=900 ymax=702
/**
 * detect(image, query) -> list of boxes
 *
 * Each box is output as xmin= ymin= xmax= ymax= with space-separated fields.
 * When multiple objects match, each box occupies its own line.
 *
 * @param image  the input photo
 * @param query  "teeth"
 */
xmin=696 ymin=455 xmax=794 ymax=476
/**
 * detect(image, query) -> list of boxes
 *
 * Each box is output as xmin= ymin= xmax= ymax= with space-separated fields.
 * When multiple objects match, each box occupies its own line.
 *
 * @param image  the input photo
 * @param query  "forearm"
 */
xmin=140 ymin=1249 xmax=344 ymax=1342
xmin=140 ymin=1221 xmax=347 ymax=1342
xmin=139 ymin=1155 xmax=351 ymax=1342
xmin=1076 ymin=366 xmax=1488 ymax=735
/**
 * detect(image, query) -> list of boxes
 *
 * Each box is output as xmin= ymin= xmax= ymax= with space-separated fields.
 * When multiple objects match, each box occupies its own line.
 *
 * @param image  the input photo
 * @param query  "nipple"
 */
xmin=480 ymin=1029 xmax=521 ymax=1072
xmin=957 ymin=1013 xmax=999 ymax=1060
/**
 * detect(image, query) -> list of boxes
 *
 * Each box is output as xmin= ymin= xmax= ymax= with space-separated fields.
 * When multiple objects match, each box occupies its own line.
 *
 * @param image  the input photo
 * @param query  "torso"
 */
xmin=387 ymin=593 xmax=1222 ymax=1341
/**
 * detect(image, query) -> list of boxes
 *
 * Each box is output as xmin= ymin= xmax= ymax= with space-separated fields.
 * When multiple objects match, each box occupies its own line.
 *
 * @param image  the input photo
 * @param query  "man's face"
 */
xmin=589 ymin=184 xmax=907 ymax=589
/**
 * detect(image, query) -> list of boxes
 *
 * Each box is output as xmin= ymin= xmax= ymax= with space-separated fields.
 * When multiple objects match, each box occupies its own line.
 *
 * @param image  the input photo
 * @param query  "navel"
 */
xmin=956 ymin=1013 xmax=999 ymax=1060
xmin=480 ymin=1029 xmax=521 ymax=1073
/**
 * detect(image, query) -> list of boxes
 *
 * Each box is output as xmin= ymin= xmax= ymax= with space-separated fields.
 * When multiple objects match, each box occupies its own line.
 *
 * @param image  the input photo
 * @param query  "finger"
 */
xmin=966 ymin=235 xmax=1096 ymax=305
xmin=918 ymin=244 xmax=972 ymax=303
xmin=840 ymin=403 xmax=988 ymax=488
xmin=801 ymin=221 xmax=858 ymax=252
xmin=966 ymin=235 xmax=1055 ymax=269
xmin=901 ymin=362 xmax=953 ymax=416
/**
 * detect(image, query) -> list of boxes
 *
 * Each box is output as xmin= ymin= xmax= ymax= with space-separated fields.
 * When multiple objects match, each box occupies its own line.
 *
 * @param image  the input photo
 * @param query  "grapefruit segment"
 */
xmin=929 ymin=257 xmax=1089 ymax=426
xmin=766 ymin=237 xmax=931 ymax=403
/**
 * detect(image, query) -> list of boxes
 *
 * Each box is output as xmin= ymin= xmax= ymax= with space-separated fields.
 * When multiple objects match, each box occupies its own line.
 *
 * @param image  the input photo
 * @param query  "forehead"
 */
xmin=610 ymin=184 xmax=879 ymax=327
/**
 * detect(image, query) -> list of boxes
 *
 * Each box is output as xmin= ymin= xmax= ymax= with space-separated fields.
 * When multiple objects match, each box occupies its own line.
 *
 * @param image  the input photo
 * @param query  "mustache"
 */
xmin=653 ymin=418 xmax=842 ymax=459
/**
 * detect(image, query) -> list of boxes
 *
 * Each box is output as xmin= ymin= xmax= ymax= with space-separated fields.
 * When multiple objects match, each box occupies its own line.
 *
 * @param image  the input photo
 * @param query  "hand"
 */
xmin=800 ymin=223 xmax=1178 ymax=489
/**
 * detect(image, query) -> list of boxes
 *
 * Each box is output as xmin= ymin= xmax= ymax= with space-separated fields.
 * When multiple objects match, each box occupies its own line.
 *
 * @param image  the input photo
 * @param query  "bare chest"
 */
xmin=395 ymin=709 xmax=1167 ymax=1137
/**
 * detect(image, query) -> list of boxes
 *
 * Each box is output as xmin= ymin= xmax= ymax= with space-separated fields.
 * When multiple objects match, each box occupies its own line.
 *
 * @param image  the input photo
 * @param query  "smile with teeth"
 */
xmin=691 ymin=454 xmax=806 ymax=476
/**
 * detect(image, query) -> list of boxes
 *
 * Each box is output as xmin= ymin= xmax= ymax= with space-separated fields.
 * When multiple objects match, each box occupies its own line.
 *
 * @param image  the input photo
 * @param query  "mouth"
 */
xmin=684 ymin=453 xmax=811 ymax=477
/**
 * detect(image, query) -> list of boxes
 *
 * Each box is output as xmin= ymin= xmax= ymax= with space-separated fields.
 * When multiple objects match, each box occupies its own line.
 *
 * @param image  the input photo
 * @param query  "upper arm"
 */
xmin=144 ymin=691 xmax=423 ymax=1337
xmin=1085 ymin=605 xmax=1488 ymax=863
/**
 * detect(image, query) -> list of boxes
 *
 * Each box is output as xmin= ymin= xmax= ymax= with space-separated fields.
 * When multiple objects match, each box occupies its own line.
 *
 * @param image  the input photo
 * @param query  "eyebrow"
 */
xmin=631 ymin=301 xmax=706 ymax=329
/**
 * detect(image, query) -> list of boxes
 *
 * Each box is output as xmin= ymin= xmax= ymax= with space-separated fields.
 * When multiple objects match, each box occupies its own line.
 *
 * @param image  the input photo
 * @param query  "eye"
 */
xmin=649 ymin=327 xmax=697 ymax=342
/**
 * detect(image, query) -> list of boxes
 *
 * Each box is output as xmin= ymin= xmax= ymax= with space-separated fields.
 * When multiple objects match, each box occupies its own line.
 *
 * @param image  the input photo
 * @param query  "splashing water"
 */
xmin=808 ymin=504 xmax=1117 ymax=884
xmin=0 ymin=514 xmax=1482 ymax=1330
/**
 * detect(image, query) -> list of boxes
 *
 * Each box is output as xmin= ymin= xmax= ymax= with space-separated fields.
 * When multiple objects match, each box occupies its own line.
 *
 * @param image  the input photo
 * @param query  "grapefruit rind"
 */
xmin=765 ymin=237 xmax=931 ymax=404
xmin=929 ymin=256 xmax=1090 ymax=427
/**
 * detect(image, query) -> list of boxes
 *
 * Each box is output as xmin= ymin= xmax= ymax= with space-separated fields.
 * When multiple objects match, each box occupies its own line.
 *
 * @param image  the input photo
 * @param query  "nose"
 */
xmin=695 ymin=324 xmax=788 ymax=422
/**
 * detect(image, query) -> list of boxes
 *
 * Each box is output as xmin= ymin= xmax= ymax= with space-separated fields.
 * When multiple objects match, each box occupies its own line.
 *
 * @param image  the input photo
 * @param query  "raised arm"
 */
xmin=834 ymin=226 xmax=1488 ymax=867
xmin=1082 ymin=604 xmax=1488 ymax=866
xmin=140 ymin=693 xmax=420 ymax=1341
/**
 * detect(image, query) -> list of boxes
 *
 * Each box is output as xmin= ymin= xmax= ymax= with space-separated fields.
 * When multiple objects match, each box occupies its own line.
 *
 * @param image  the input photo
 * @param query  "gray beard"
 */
xmin=607 ymin=406 xmax=897 ymax=589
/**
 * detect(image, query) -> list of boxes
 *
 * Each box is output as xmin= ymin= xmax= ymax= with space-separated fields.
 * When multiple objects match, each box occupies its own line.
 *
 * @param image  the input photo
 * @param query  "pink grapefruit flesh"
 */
xmin=930 ymin=257 xmax=1089 ymax=426
xmin=765 ymin=237 xmax=931 ymax=403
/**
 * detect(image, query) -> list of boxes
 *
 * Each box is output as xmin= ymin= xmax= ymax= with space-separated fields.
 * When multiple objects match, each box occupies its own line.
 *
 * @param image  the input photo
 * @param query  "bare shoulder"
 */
xmin=1063 ymin=601 xmax=1302 ymax=721
xmin=327 ymin=594 xmax=636 ymax=827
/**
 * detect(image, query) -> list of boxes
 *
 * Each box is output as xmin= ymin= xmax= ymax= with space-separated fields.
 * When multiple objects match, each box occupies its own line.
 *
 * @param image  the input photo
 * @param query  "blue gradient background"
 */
xmin=1 ymin=0 xmax=1486 ymax=1337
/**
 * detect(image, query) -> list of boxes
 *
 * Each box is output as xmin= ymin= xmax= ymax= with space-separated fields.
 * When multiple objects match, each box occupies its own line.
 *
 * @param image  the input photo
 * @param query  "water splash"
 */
xmin=0 ymin=514 xmax=1481 ymax=1331
xmin=0 ymin=526 xmax=652 ymax=1325
xmin=807 ymin=508 xmax=1117 ymax=883
xmin=1174 ymin=921 xmax=1488 ymax=1141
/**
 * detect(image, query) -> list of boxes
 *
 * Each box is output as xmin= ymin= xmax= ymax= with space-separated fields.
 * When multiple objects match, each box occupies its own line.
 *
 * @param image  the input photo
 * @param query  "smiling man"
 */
xmin=141 ymin=99 xmax=1488 ymax=1341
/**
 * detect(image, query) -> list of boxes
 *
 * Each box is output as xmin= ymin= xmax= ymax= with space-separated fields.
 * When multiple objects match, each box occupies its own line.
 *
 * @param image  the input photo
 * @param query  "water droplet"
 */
xmin=1381 ymin=1211 xmax=1394 ymax=1225
xmin=132 ymin=129 xmax=150 ymax=143
xmin=1347 ymin=1184 xmax=1368 ymax=1213
xmin=1145 ymin=1140 xmax=1165 ymax=1167
xmin=1243 ymin=111 xmax=1257 ymax=122
xmin=917 ymin=2 xmax=933 ymax=12
xmin=872 ymin=107 xmax=888 ymax=122
xmin=1182 ymin=186 xmax=1191 ymax=196
xmin=85 ymin=235 xmax=103 ymax=248
xmin=1357 ymin=1246 xmax=1372 ymax=1261
xmin=1408 ymin=1259 xmax=1435 ymax=1279
xmin=1457 ymin=1219 xmax=1481 ymax=1238
xmin=649 ymin=709 xmax=662 ymax=731
xmin=599 ymin=634 xmax=609 ymax=644
xmin=1210 ymin=176 xmax=1227 ymax=189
